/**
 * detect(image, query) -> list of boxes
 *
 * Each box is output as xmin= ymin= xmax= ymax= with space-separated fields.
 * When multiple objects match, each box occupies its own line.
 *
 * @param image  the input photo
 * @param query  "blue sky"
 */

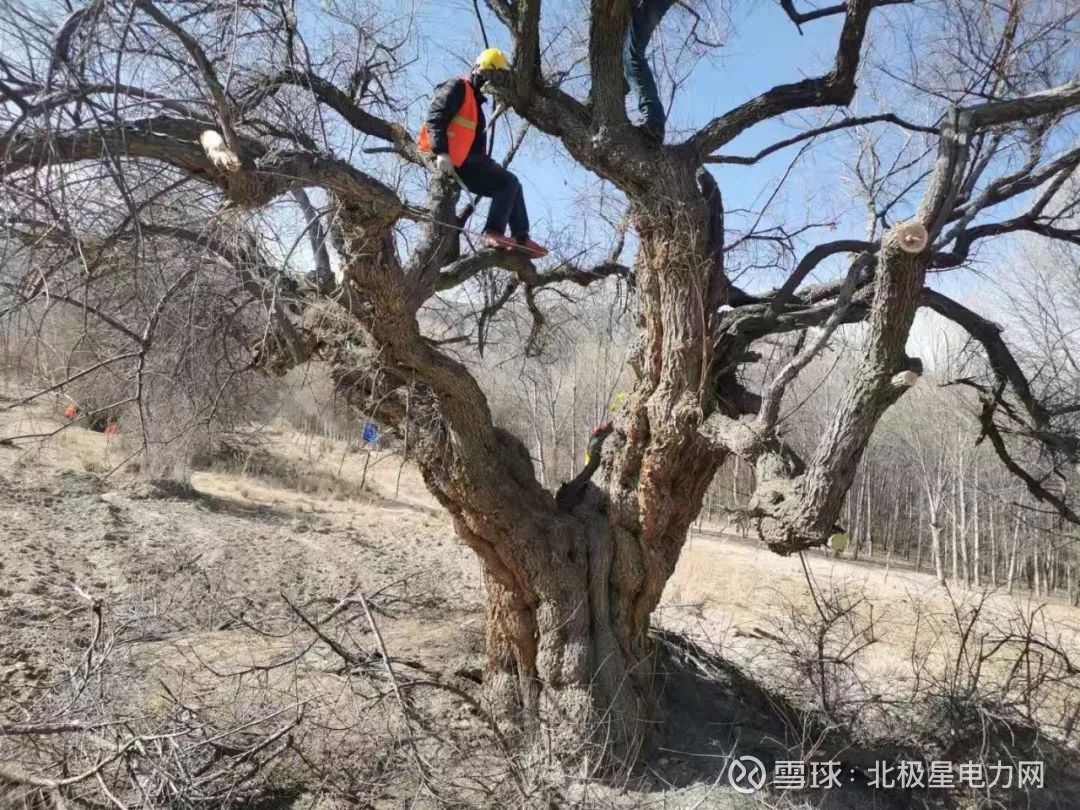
xmin=407 ymin=2 xmax=855 ymax=221
xmin=11 ymin=0 xmax=1066 ymax=317
xmin=393 ymin=1 xmax=931 ymax=284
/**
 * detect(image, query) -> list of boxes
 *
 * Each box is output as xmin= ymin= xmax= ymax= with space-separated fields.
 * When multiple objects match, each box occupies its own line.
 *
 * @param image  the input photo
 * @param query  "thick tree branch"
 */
xmin=135 ymin=0 xmax=241 ymax=155
xmin=935 ymin=215 xmax=1080 ymax=271
xmin=510 ymin=0 xmax=543 ymax=103
xmin=483 ymin=0 xmax=517 ymax=29
xmin=0 ymin=80 xmax=199 ymax=131
xmin=975 ymin=379 xmax=1080 ymax=526
xmin=774 ymin=239 xmax=874 ymax=310
xmin=689 ymin=0 xmax=876 ymax=156
xmin=404 ymin=177 xmax=464 ymax=307
xmin=778 ymin=0 xmax=910 ymax=29
xmin=292 ymin=189 xmax=336 ymax=293
xmin=588 ymin=0 xmax=631 ymax=127
xmin=716 ymin=222 xmax=928 ymax=553
xmin=918 ymin=81 xmax=1080 ymax=239
xmin=946 ymin=145 xmax=1080 ymax=229
xmin=716 ymin=289 xmax=872 ymax=347
xmin=436 ymin=248 xmax=628 ymax=292
xmin=921 ymin=290 xmax=1038 ymax=423
xmin=480 ymin=0 xmax=617 ymax=185
xmin=2 ymin=116 xmax=401 ymax=211
xmin=919 ymin=289 xmax=1080 ymax=465
xmin=242 ymin=68 xmax=420 ymax=162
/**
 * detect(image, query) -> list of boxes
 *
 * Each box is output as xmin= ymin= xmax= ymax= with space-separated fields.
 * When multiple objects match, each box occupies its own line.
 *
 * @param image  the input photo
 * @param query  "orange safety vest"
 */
xmin=417 ymin=78 xmax=479 ymax=168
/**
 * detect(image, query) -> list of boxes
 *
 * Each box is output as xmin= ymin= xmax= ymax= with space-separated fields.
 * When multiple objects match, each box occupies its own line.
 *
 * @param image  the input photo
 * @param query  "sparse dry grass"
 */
xmin=2 ymin=393 xmax=1079 ymax=808
xmin=663 ymin=532 xmax=1080 ymax=685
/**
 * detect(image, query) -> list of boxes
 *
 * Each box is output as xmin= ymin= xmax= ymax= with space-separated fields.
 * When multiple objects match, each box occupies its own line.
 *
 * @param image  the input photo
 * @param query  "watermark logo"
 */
xmin=719 ymin=757 xmax=1044 ymax=794
xmin=727 ymin=755 xmax=767 ymax=794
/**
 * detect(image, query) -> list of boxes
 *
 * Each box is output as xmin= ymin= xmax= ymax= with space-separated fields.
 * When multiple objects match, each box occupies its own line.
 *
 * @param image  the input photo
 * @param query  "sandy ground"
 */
xmin=663 ymin=531 xmax=1080 ymax=684
xmin=0 ymin=416 xmax=488 ymax=701
xmin=2 ymin=398 xmax=1079 ymax=808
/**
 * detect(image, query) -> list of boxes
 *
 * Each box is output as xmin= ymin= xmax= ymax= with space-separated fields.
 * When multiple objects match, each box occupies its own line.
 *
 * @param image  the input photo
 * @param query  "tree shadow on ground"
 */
xmin=649 ymin=629 xmax=1080 ymax=810
xmin=123 ymin=477 xmax=294 ymax=519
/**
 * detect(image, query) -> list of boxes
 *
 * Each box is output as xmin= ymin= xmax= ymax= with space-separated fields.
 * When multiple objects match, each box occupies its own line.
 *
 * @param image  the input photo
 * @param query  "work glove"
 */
xmin=435 ymin=154 xmax=455 ymax=177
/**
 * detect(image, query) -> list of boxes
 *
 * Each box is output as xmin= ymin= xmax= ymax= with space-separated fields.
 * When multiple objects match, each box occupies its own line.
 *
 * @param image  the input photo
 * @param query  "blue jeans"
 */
xmin=624 ymin=0 xmax=676 ymax=138
xmin=457 ymin=156 xmax=530 ymax=239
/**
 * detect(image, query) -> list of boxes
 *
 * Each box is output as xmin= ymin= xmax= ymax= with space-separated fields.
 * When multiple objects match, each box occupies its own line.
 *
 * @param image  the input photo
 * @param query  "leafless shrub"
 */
xmin=1 ymin=197 xmax=294 ymax=479
xmin=905 ymin=588 xmax=1080 ymax=759
xmin=745 ymin=574 xmax=1080 ymax=804
xmin=1 ymin=577 xmax=503 ymax=808
xmin=756 ymin=574 xmax=882 ymax=731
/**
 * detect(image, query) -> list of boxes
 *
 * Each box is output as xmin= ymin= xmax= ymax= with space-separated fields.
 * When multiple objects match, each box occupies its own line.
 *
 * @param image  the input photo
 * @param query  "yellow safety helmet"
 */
xmin=475 ymin=48 xmax=510 ymax=72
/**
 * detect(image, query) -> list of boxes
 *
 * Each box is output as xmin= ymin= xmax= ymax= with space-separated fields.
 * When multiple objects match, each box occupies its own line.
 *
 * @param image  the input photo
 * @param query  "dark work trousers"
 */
xmin=624 ymin=0 xmax=676 ymax=139
xmin=456 ymin=156 xmax=529 ymax=239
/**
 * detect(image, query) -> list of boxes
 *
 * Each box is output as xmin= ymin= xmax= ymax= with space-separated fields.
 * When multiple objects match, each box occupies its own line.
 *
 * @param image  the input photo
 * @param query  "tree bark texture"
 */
xmin=6 ymin=0 xmax=1079 ymax=771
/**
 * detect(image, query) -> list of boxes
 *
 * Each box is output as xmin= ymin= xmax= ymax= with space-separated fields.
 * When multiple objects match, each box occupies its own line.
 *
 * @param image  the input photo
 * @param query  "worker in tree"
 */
xmin=624 ymin=0 xmax=676 ymax=142
xmin=418 ymin=48 xmax=548 ymax=258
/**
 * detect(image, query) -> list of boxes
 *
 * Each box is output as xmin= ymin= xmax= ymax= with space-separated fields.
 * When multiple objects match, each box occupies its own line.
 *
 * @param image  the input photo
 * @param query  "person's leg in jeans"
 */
xmin=623 ymin=0 xmax=676 ymax=140
xmin=506 ymin=180 xmax=529 ymax=241
xmin=457 ymin=156 xmax=529 ymax=240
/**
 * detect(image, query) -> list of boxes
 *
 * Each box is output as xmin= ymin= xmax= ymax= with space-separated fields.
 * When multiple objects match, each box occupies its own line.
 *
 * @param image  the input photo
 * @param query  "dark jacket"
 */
xmin=424 ymin=78 xmax=488 ymax=159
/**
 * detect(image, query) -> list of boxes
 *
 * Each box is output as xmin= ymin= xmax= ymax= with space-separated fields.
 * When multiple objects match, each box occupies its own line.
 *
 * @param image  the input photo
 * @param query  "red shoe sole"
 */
xmin=483 ymin=234 xmax=548 ymax=258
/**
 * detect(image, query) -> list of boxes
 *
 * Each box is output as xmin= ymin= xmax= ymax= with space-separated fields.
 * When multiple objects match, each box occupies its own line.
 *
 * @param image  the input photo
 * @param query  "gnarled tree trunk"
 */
xmin=413 ymin=164 xmax=725 ymax=765
xmin=6 ymin=0 xmax=1080 ymax=779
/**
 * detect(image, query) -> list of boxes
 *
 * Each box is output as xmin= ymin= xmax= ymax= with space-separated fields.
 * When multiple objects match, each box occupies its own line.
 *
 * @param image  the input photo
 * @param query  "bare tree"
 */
xmin=2 ymin=0 xmax=1079 ymax=766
